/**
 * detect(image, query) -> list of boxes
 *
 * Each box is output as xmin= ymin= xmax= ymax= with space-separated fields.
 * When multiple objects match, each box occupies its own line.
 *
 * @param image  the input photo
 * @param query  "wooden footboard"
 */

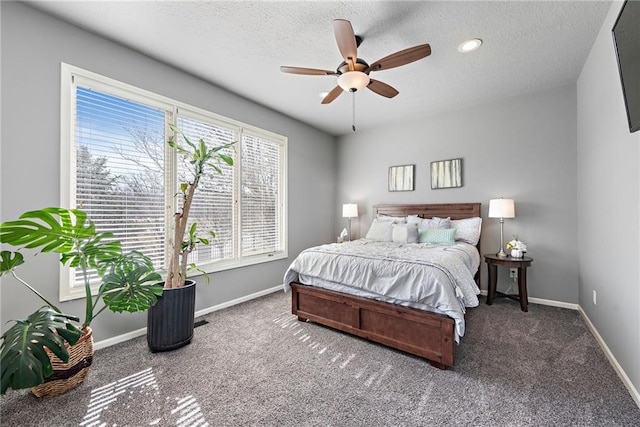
xmin=290 ymin=282 xmax=455 ymax=369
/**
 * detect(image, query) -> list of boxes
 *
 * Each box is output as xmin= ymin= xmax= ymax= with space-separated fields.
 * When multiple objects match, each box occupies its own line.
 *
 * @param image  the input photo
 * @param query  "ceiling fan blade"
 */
xmin=280 ymin=66 xmax=337 ymax=76
xmin=368 ymin=43 xmax=431 ymax=72
xmin=321 ymin=85 xmax=344 ymax=104
xmin=367 ymin=79 xmax=399 ymax=98
xmin=333 ymin=19 xmax=358 ymax=68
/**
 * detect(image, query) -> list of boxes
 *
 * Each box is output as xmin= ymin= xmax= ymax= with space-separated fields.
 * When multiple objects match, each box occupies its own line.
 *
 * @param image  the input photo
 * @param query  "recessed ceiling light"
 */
xmin=458 ymin=38 xmax=482 ymax=53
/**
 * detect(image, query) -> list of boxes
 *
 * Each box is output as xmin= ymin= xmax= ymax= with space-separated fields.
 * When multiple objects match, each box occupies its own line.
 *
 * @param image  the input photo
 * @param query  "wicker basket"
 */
xmin=31 ymin=327 xmax=94 ymax=398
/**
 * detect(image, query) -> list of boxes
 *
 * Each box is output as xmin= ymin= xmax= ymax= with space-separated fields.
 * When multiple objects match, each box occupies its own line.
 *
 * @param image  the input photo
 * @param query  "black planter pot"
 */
xmin=147 ymin=279 xmax=196 ymax=352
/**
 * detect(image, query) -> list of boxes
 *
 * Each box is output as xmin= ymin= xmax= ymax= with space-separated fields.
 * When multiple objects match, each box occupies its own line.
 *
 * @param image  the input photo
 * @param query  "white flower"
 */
xmin=506 ymin=235 xmax=527 ymax=251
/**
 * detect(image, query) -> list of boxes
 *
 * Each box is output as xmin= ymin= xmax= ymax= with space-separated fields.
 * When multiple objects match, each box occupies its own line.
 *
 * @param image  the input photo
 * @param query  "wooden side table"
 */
xmin=484 ymin=254 xmax=533 ymax=312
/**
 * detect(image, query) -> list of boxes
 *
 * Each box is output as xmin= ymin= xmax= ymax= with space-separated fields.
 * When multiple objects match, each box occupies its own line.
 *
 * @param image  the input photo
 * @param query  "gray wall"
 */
xmin=336 ymin=85 xmax=579 ymax=303
xmin=577 ymin=1 xmax=640 ymax=401
xmin=0 ymin=2 xmax=336 ymax=341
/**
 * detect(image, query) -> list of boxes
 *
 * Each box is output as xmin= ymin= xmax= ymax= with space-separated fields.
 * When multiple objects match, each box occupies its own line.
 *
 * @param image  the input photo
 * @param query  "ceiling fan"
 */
xmin=280 ymin=19 xmax=431 ymax=105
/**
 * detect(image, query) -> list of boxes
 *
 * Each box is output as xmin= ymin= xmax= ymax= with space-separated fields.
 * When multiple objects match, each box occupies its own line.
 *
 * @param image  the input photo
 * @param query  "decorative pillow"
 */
xmin=376 ymin=214 xmax=406 ymax=223
xmin=406 ymin=215 xmax=422 ymax=226
xmin=418 ymin=228 xmax=456 ymax=244
xmin=392 ymin=223 xmax=419 ymax=243
xmin=420 ymin=216 xmax=451 ymax=229
xmin=450 ymin=217 xmax=482 ymax=245
xmin=365 ymin=219 xmax=394 ymax=241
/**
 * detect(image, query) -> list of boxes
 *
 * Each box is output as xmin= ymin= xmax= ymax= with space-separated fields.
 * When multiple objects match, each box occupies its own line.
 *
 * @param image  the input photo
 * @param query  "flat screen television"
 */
xmin=612 ymin=0 xmax=640 ymax=133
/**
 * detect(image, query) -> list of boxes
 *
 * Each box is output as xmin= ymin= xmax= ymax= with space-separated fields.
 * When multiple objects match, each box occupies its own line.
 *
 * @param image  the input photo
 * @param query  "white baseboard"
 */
xmin=193 ymin=284 xmax=282 ymax=318
xmin=578 ymin=307 xmax=640 ymax=409
xmin=478 ymin=289 xmax=579 ymax=310
xmin=528 ymin=296 xmax=579 ymax=310
xmin=94 ymin=326 xmax=147 ymax=351
xmin=94 ymin=284 xmax=282 ymax=351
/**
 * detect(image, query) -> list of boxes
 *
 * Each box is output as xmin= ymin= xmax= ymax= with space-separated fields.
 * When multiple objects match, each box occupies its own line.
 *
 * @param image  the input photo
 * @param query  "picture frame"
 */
xmin=430 ymin=158 xmax=462 ymax=189
xmin=388 ymin=164 xmax=415 ymax=192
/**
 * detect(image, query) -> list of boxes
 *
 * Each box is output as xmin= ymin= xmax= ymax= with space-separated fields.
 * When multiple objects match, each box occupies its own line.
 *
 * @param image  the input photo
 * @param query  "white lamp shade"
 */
xmin=488 ymin=198 xmax=515 ymax=218
xmin=342 ymin=203 xmax=358 ymax=218
xmin=337 ymin=71 xmax=370 ymax=91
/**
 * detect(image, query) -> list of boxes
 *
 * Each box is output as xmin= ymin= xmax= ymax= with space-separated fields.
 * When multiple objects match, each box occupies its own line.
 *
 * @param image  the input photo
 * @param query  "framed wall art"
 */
xmin=388 ymin=164 xmax=415 ymax=192
xmin=430 ymin=158 xmax=462 ymax=189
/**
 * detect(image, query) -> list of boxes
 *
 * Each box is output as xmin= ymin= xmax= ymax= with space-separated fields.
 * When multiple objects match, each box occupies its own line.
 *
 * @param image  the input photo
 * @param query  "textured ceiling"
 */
xmin=29 ymin=1 xmax=612 ymax=136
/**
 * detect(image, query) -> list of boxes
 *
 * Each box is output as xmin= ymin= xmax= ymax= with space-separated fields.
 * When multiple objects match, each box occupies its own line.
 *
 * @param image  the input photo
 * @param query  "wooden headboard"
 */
xmin=373 ymin=203 xmax=481 ymax=220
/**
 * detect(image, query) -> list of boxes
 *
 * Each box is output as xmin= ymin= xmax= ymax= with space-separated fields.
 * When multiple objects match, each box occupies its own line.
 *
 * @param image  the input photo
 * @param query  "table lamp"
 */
xmin=342 ymin=203 xmax=358 ymax=241
xmin=488 ymin=198 xmax=515 ymax=257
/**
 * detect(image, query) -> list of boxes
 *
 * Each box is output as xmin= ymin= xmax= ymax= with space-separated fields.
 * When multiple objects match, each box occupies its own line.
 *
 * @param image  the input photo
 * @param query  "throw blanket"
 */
xmin=283 ymin=239 xmax=480 ymax=342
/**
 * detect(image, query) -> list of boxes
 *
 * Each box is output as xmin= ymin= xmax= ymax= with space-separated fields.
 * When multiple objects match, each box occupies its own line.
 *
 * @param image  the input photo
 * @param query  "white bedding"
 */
xmin=283 ymin=239 xmax=481 ymax=342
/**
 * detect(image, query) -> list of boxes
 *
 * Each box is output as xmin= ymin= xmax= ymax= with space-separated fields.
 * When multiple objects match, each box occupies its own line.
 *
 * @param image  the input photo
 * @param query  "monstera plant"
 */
xmin=0 ymin=207 xmax=163 ymax=395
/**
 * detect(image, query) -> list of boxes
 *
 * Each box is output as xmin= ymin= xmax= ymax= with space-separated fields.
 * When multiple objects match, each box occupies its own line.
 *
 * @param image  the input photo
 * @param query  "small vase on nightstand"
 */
xmin=511 ymin=249 xmax=523 ymax=258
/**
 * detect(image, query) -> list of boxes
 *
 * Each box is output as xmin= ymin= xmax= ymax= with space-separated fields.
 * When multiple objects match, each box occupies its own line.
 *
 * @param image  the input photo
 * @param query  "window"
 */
xmin=60 ymin=64 xmax=287 ymax=300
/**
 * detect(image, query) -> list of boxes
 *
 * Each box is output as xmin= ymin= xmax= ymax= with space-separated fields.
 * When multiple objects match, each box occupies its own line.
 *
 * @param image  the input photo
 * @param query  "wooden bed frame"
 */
xmin=290 ymin=202 xmax=481 ymax=369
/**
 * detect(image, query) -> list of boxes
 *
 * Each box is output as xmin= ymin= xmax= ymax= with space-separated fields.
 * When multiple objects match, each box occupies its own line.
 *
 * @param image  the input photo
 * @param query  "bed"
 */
xmin=283 ymin=203 xmax=482 ymax=369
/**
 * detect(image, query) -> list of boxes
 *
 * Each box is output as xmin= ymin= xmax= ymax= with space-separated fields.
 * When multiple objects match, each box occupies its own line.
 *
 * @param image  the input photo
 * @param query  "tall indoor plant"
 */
xmin=146 ymin=124 xmax=234 ymax=352
xmin=0 ymin=207 xmax=163 ymax=396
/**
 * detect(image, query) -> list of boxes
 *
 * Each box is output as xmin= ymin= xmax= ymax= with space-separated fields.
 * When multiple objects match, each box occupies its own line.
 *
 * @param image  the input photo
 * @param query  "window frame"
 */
xmin=60 ymin=63 xmax=288 ymax=301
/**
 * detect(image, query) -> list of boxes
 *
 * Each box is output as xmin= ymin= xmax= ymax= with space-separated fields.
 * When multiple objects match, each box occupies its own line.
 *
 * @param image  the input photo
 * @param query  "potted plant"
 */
xmin=146 ymin=124 xmax=234 ymax=352
xmin=0 ymin=208 xmax=163 ymax=396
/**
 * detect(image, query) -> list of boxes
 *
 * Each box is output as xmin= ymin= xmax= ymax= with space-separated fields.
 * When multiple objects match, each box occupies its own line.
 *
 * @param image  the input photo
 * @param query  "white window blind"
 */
xmin=241 ymin=132 xmax=284 ymax=257
xmin=176 ymin=114 xmax=236 ymax=265
xmin=62 ymin=64 xmax=287 ymax=298
xmin=74 ymin=86 xmax=167 ymax=283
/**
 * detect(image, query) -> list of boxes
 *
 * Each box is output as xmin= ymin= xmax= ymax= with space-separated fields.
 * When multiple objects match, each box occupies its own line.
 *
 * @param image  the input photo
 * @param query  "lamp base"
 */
xmin=496 ymin=249 xmax=508 ymax=258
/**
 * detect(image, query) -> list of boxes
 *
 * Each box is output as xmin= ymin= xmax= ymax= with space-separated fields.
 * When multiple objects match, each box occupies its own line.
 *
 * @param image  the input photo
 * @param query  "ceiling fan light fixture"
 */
xmin=458 ymin=38 xmax=482 ymax=53
xmin=337 ymin=71 xmax=370 ymax=92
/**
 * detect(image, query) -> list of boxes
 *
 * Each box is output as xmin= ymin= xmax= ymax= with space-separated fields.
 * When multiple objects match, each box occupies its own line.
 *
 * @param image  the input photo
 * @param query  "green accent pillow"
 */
xmin=418 ymin=228 xmax=456 ymax=244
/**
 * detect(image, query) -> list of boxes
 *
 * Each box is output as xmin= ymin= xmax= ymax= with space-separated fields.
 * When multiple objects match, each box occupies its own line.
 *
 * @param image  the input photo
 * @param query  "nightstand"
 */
xmin=484 ymin=254 xmax=533 ymax=312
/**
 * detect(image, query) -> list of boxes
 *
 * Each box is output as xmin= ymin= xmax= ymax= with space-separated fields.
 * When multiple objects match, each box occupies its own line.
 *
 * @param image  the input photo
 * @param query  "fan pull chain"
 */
xmin=352 ymin=91 xmax=357 ymax=132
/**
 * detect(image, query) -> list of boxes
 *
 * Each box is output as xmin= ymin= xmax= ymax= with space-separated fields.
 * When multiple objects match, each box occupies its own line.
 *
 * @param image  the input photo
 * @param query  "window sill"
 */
xmin=60 ymin=251 xmax=288 ymax=302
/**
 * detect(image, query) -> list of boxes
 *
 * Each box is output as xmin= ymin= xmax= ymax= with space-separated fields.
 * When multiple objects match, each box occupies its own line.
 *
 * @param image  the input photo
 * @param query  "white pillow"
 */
xmin=376 ymin=214 xmax=406 ymax=223
xmin=406 ymin=215 xmax=422 ymax=226
xmin=365 ymin=219 xmax=394 ymax=241
xmin=420 ymin=216 xmax=451 ymax=229
xmin=450 ymin=217 xmax=482 ymax=245
xmin=392 ymin=223 xmax=419 ymax=243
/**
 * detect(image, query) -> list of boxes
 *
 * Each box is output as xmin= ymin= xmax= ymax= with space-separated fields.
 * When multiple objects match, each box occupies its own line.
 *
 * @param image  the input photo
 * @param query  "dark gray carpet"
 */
xmin=1 ymin=291 xmax=639 ymax=426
